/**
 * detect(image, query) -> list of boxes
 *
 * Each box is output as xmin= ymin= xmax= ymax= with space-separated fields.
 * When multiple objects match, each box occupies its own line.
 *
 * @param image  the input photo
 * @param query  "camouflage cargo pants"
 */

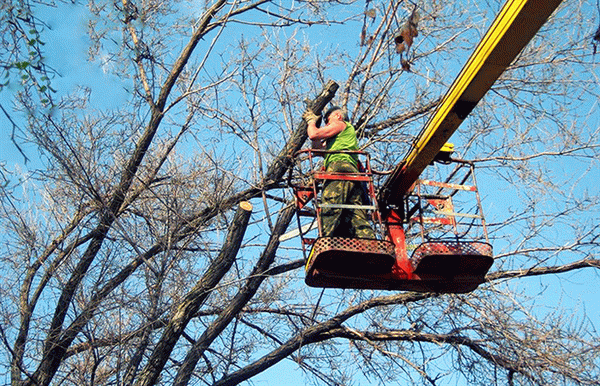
xmin=320 ymin=161 xmax=376 ymax=239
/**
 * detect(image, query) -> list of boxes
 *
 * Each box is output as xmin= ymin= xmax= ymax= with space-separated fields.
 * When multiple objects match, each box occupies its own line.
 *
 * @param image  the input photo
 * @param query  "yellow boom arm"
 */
xmin=379 ymin=0 xmax=563 ymax=209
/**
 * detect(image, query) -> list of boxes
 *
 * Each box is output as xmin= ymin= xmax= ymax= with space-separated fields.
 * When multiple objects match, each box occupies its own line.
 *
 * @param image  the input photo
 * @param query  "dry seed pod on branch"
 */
xmin=394 ymin=7 xmax=419 ymax=54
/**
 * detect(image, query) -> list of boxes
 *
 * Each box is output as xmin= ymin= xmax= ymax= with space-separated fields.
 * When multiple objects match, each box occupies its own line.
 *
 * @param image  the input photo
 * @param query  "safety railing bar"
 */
xmin=319 ymin=203 xmax=378 ymax=210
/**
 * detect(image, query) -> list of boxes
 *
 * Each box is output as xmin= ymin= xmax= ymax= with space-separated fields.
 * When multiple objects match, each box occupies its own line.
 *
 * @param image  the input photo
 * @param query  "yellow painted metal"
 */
xmin=379 ymin=0 xmax=563 ymax=207
xmin=440 ymin=142 xmax=454 ymax=154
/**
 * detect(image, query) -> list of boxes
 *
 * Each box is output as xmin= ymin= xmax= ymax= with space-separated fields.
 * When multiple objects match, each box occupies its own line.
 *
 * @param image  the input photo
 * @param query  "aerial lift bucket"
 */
xmin=291 ymin=150 xmax=492 ymax=293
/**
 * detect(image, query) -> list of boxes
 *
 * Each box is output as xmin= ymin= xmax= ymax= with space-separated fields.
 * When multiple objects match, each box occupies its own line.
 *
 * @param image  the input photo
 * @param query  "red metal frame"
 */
xmin=290 ymin=150 xmax=493 ymax=293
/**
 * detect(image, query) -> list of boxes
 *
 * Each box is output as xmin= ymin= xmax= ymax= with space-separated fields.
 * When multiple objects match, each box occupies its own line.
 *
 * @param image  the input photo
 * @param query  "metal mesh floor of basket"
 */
xmin=311 ymin=237 xmax=395 ymax=255
xmin=306 ymin=237 xmax=396 ymax=276
xmin=410 ymin=240 xmax=493 ymax=278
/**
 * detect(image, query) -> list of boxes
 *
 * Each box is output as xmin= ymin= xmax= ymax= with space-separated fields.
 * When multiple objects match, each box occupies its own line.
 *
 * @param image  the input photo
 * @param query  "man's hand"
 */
xmin=302 ymin=109 xmax=320 ymax=124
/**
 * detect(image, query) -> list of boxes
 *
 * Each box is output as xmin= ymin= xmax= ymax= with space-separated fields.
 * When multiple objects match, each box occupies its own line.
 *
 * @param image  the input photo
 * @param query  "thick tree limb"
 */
xmin=171 ymin=80 xmax=340 ymax=238
xmin=321 ymin=328 xmax=538 ymax=383
xmin=172 ymin=204 xmax=296 ymax=386
xmin=134 ymin=202 xmax=253 ymax=386
xmin=357 ymin=98 xmax=441 ymax=138
xmin=211 ymin=292 xmax=433 ymax=386
xmin=486 ymin=258 xmax=600 ymax=282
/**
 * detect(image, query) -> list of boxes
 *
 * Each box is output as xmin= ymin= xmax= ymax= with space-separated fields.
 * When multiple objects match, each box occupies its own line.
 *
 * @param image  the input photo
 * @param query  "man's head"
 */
xmin=324 ymin=106 xmax=347 ymax=124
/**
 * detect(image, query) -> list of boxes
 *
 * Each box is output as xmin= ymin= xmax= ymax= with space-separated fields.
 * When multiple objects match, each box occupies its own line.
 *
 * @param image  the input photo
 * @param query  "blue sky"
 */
xmin=1 ymin=0 xmax=599 ymax=385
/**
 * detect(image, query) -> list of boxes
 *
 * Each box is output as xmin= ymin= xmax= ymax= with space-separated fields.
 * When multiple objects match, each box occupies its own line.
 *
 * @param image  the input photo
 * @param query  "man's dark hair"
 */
xmin=324 ymin=106 xmax=347 ymax=122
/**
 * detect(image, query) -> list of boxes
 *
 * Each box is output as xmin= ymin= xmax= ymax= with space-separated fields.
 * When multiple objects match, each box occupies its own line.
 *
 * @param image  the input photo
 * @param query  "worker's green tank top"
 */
xmin=324 ymin=121 xmax=359 ymax=167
